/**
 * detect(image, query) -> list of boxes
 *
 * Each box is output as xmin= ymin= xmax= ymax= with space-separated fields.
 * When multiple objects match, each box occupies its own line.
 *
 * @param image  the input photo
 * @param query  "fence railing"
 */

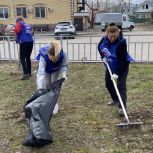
xmin=0 ymin=34 xmax=153 ymax=62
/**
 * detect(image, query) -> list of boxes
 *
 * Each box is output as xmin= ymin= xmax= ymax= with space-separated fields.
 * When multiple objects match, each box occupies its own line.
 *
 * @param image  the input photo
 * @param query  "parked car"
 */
xmin=0 ymin=24 xmax=6 ymax=40
xmin=5 ymin=24 xmax=15 ymax=40
xmin=54 ymin=21 xmax=76 ymax=39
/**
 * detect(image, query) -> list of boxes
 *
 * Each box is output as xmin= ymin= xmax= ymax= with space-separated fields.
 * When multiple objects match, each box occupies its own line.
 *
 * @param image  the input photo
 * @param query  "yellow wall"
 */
xmin=0 ymin=0 xmax=72 ymax=25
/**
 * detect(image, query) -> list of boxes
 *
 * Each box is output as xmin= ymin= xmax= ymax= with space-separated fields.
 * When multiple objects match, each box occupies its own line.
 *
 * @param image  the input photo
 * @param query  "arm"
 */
xmin=116 ymin=39 xmax=129 ymax=73
xmin=36 ymin=56 xmax=47 ymax=89
xmin=14 ymin=22 xmax=22 ymax=34
xmin=98 ymin=36 xmax=110 ymax=59
xmin=98 ymin=37 xmax=105 ymax=58
xmin=60 ymin=52 xmax=68 ymax=78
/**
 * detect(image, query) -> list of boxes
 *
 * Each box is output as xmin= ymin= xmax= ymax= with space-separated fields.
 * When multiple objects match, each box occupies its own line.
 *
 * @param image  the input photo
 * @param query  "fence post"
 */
xmin=7 ymin=37 xmax=12 ymax=61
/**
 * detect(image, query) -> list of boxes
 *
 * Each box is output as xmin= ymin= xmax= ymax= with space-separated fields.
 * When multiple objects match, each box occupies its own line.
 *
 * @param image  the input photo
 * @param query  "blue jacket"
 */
xmin=16 ymin=21 xmax=33 ymax=43
xmin=36 ymin=45 xmax=64 ymax=74
xmin=98 ymin=36 xmax=133 ymax=74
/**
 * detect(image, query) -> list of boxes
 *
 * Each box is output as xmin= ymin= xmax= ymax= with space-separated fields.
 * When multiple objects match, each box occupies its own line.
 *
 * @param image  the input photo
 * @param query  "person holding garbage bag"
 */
xmin=98 ymin=25 xmax=133 ymax=116
xmin=36 ymin=40 xmax=68 ymax=114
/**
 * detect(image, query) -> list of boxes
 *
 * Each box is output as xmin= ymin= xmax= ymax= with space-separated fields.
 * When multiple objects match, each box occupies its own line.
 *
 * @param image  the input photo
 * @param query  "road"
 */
xmin=0 ymin=30 xmax=153 ymax=62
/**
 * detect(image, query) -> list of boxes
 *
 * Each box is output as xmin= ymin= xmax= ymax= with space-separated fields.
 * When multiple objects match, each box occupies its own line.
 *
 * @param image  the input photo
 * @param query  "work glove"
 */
xmin=62 ymin=73 xmax=67 ymax=81
xmin=111 ymin=74 xmax=118 ymax=80
xmin=101 ymin=48 xmax=111 ymax=58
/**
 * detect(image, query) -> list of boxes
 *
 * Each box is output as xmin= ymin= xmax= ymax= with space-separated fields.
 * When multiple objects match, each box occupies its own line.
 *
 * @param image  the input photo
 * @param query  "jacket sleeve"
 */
xmin=116 ymin=39 xmax=129 ymax=73
xmin=14 ymin=22 xmax=22 ymax=34
xmin=36 ymin=56 xmax=47 ymax=89
xmin=60 ymin=51 xmax=68 ymax=78
xmin=98 ymin=37 xmax=107 ymax=58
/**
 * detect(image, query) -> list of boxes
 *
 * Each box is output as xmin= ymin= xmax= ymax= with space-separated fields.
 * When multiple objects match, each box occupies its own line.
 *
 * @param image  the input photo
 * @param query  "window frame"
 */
xmin=16 ymin=6 xmax=27 ymax=18
xmin=0 ymin=7 xmax=9 ymax=19
xmin=34 ymin=6 xmax=46 ymax=18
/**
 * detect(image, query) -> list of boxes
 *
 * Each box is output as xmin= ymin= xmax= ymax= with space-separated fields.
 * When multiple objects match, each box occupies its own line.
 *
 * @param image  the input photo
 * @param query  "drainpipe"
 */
xmin=10 ymin=0 xmax=15 ymax=23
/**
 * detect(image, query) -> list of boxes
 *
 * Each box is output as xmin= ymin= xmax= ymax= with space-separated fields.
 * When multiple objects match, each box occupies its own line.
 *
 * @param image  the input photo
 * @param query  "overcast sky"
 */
xmin=95 ymin=0 xmax=146 ymax=4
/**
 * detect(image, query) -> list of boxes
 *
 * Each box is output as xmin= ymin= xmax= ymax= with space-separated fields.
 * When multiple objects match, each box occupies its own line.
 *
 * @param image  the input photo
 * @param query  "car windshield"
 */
xmin=57 ymin=22 xmax=70 ymax=26
xmin=7 ymin=24 xmax=15 ymax=29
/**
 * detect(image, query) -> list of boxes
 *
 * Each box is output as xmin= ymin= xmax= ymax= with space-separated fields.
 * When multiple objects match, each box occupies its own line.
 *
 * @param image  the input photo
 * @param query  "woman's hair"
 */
xmin=48 ymin=45 xmax=55 ymax=56
xmin=106 ymin=25 xmax=119 ymax=34
xmin=16 ymin=16 xmax=24 ymax=23
xmin=48 ymin=40 xmax=61 ymax=56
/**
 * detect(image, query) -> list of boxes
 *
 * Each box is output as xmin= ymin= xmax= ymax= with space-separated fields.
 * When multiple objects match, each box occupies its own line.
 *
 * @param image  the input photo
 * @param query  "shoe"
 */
xmin=118 ymin=108 xmax=124 ymax=116
xmin=20 ymin=74 xmax=30 ymax=80
xmin=53 ymin=104 xmax=59 ymax=114
xmin=28 ymin=73 xmax=32 ymax=77
xmin=107 ymin=100 xmax=118 ymax=106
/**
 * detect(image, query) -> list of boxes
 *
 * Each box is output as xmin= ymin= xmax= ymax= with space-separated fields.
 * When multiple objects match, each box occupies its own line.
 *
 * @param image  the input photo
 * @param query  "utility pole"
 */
xmin=105 ymin=0 xmax=108 ymax=12
xmin=121 ymin=0 xmax=124 ymax=14
xmin=129 ymin=0 xmax=131 ymax=13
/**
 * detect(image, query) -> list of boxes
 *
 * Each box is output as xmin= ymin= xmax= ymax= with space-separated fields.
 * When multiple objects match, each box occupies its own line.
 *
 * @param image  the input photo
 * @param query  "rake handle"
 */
xmin=106 ymin=62 xmax=130 ymax=123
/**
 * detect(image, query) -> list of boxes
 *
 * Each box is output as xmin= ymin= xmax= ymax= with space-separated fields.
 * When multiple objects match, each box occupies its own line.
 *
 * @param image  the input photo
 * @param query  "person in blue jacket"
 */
xmin=98 ymin=24 xmax=133 ymax=116
xmin=36 ymin=40 xmax=68 ymax=114
xmin=14 ymin=16 xmax=34 ymax=80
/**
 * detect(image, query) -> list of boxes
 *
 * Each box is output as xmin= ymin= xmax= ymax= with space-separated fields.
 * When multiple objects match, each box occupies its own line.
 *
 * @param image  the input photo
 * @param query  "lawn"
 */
xmin=0 ymin=62 xmax=153 ymax=153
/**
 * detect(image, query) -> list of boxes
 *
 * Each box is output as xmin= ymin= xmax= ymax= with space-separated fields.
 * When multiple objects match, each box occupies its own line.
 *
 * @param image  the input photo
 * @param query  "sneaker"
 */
xmin=53 ymin=104 xmax=59 ymax=114
xmin=107 ymin=100 xmax=118 ymax=106
xmin=118 ymin=108 xmax=124 ymax=116
xmin=20 ymin=74 xmax=30 ymax=80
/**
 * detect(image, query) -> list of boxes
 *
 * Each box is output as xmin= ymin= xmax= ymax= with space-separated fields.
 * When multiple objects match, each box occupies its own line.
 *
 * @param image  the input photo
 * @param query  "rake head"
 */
xmin=116 ymin=122 xmax=143 ymax=129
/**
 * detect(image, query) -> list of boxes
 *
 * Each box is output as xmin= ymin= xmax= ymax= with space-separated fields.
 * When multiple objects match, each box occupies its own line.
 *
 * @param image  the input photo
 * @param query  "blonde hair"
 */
xmin=48 ymin=40 xmax=61 ymax=57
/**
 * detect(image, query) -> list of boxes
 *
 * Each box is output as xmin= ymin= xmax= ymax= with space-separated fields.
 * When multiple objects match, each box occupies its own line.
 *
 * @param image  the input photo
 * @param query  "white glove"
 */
xmin=62 ymin=73 xmax=67 ymax=80
xmin=111 ymin=74 xmax=118 ymax=80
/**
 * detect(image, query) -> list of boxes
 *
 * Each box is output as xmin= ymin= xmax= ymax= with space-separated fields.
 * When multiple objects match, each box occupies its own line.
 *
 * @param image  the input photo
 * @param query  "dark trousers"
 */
xmin=20 ymin=42 xmax=33 ymax=75
xmin=105 ymin=67 xmax=129 ymax=109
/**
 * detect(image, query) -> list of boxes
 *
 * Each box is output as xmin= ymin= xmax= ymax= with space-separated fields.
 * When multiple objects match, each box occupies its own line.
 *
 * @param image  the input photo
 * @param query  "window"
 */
xmin=35 ymin=6 xmax=45 ymax=18
xmin=146 ymin=4 xmax=148 ymax=9
xmin=142 ymin=5 xmax=145 ymax=9
xmin=123 ymin=16 xmax=127 ymax=21
xmin=16 ymin=7 xmax=27 ymax=18
xmin=0 ymin=8 xmax=8 ymax=19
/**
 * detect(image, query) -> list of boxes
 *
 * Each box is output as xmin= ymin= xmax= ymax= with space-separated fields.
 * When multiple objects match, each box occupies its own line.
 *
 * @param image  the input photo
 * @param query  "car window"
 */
xmin=58 ymin=22 xmax=70 ymax=26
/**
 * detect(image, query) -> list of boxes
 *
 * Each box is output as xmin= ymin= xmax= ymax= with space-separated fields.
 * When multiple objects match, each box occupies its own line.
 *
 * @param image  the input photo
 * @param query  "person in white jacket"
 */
xmin=36 ymin=40 xmax=68 ymax=114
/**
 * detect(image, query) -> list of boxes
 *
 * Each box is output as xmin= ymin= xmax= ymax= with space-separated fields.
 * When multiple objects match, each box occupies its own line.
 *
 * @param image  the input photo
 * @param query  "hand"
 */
xmin=111 ymin=74 xmax=118 ymax=80
xmin=101 ymin=48 xmax=111 ymax=57
xmin=103 ymin=57 xmax=112 ymax=64
xmin=62 ymin=74 xmax=67 ymax=81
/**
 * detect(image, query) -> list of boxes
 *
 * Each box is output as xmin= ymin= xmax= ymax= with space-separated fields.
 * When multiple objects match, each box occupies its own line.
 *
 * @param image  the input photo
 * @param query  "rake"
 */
xmin=105 ymin=60 xmax=143 ymax=128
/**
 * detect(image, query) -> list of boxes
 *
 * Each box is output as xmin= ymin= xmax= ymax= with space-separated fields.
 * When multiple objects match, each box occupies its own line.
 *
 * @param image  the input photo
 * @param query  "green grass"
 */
xmin=0 ymin=62 xmax=153 ymax=153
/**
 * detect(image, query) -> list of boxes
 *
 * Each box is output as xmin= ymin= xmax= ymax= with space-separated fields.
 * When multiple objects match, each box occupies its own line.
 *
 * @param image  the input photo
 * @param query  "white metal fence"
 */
xmin=0 ymin=34 xmax=153 ymax=62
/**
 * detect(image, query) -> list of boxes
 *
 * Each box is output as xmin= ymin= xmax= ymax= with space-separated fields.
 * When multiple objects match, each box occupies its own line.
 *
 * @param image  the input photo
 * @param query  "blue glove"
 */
xmin=101 ymin=48 xmax=111 ymax=57
xmin=103 ymin=57 xmax=112 ymax=64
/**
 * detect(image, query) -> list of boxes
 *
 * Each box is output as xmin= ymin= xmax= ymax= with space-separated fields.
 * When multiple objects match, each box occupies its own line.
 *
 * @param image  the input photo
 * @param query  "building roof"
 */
xmin=133 ymin=0 xmax=153 ymax=12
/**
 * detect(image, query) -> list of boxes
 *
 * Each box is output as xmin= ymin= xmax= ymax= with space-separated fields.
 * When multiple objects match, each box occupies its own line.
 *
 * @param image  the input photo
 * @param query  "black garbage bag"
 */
xmin=23 ymin=78 xmax=65 ymax=147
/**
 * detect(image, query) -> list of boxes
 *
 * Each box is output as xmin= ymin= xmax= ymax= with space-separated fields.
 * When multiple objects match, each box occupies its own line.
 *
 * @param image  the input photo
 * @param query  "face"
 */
xmin=48 ymin=54 xmax=59 ymax=62
xmin=108 ymin=32 xmax=118 ymax=43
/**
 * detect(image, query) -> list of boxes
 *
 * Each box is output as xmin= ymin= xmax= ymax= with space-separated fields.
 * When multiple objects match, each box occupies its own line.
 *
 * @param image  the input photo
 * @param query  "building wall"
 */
xmin=0 ymin=0 xmax=72 ymax=25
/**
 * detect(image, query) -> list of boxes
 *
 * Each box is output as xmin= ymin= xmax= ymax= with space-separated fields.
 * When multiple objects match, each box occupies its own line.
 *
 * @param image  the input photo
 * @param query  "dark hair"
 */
xmin=48 ymin=45 xmax=55 ymax=56
xmin=16 ymin=16 xmax=24 ymax=23
xmin=109 ymin=22 xmax=116 ymax=26
xmin=106 ymin=25 xmax=119 ymax=34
